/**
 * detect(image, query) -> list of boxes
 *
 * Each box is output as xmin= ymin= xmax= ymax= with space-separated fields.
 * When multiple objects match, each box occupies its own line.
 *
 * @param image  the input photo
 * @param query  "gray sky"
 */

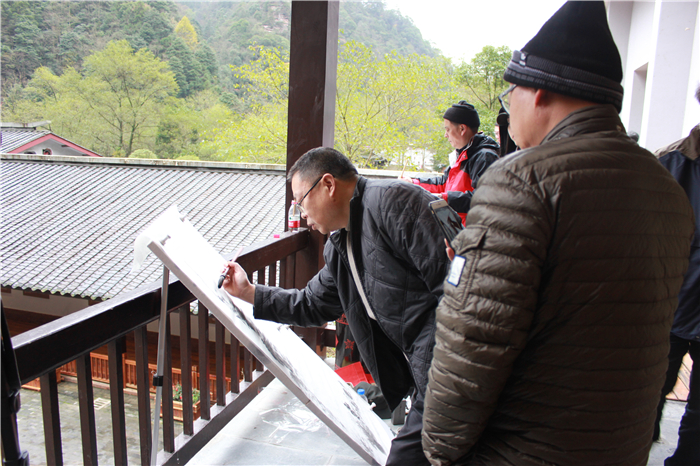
xmin=382 ymin=0 xmax=568 ymax=62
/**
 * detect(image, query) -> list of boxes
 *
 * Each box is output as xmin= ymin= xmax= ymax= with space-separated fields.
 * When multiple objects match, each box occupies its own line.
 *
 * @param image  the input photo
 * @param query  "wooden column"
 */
xmin=286 ymin=1 xmax=339 ymax=288
xmin=286 ymin=0 xmax=339 ymax=180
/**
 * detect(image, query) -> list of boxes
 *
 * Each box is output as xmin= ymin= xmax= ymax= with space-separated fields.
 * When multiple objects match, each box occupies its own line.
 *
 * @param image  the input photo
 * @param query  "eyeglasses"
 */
xmin=498 ymin=84 xmax=516 ymax=115
xmin=297 ymin=175 xmax=323 ymax=216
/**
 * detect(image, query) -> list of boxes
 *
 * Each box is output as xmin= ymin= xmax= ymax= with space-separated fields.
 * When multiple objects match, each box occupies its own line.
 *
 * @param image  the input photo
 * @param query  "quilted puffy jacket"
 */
xmin=254 ymin=177 xmax=451 ymax=409
xmin=422 ymin=105 xmax=696 ymax=466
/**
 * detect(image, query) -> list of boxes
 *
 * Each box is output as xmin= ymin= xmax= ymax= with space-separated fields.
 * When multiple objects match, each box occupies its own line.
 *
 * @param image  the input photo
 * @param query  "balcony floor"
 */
xmin=186 ymin=377 xmax=395 ymax=465
xmin=188 ymin=376 xmax=686 ymax=466
xmin=14 ymin=369 xmax=685 ymax=466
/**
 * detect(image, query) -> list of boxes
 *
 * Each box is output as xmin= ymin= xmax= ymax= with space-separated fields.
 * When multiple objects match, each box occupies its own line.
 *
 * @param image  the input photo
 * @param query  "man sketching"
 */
xmin=222 ymin=147 xmax=450 ymax=465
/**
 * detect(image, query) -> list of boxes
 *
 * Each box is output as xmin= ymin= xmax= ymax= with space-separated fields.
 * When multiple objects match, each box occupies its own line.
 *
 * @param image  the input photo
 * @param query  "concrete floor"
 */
xmin=187 ymin=378 xmax=388 ymax=465
xmin=13 ymin=377 xmax=686 ymax=466
xmin=15 ymin=381 xmax=179 ymax=466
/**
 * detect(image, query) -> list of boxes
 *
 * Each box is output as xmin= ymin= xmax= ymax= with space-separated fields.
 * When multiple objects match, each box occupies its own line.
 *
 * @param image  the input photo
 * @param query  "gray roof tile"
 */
xmin=1 ymin=159 xmax=285 ymax=300
xmin=1 ymin=129 xmax=51 ymax=152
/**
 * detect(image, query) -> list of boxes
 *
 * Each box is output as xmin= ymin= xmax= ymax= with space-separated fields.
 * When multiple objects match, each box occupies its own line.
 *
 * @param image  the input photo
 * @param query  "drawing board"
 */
xmin=133 ymin=205 xmax=394 ymax=466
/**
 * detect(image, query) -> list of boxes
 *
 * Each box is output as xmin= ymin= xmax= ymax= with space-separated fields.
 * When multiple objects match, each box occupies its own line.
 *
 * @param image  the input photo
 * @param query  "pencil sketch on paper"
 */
xmin=133 ymin=205 xmax=394 ymax=466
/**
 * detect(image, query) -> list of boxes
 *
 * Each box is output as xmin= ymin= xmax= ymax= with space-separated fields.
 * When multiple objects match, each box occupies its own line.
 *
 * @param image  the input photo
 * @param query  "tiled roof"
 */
xmin=0 ymin=156 xmax=286 ymax=300
xmin=1 ymin=129 xmax=52 ymax=152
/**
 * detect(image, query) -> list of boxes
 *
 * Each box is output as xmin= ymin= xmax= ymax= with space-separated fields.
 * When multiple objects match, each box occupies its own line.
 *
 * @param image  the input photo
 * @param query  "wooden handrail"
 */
xmin=12 ymin=230 xmax=309 ymax=385
xmin=7 ymin=230 xmax=316 ymax=466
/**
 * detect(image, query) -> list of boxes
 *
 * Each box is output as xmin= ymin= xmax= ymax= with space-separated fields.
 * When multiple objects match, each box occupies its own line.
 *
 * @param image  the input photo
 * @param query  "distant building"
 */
xmin=1 ymin=121 xmax=102 ymax=157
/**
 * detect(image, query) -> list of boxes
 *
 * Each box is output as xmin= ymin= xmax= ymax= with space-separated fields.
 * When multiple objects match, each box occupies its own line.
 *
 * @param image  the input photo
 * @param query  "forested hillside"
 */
xmin=1 ymin=1 xmax=509 ymax=167
xmin=2 ymin=1 xmax=438 ymax=95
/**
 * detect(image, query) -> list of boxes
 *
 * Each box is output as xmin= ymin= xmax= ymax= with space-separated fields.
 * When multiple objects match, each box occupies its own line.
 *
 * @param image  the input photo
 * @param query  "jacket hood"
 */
xmin=469 ymin=133 xmax=500 ymax=155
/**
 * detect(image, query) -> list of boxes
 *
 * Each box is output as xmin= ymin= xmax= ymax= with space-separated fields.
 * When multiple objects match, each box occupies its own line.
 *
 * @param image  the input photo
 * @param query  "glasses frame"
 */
xmin=297 ymin=175 xmax=323 ymax=216
xmin=498 ymin=84 xmax=517 ymax=115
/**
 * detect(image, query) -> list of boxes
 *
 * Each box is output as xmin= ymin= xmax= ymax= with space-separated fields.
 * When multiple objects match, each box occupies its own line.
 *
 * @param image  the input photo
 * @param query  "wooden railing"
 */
xmin=49 ymin=353 xmax=224 ymax=403
xmin=6 ymin=229 xmax=333 ymax=466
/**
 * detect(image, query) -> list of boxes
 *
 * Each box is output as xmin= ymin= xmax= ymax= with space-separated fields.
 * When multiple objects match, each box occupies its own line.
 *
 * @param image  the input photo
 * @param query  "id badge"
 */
xmin=447 ymin=255 xmax=466 ymax=287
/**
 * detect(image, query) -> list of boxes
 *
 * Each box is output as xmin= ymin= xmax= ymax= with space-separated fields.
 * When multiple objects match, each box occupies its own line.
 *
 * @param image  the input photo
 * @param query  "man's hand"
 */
xmin=445 ymin=238 xmax=455 ymax=261
xmin=398 ymin=176 xmax=413 ymax=183
xmin=221 ymin=262 xmax=256 ymax=304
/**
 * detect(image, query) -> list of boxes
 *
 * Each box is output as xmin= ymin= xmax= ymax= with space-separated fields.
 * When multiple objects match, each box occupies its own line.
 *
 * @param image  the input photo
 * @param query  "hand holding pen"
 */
xmin=218 ymin=246 xmax=243 ymax=288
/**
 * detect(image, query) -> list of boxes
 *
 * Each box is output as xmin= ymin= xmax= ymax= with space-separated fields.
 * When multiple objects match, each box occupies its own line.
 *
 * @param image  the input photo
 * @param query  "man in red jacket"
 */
xmin=402 ymin=102 xmax=499 ymax=223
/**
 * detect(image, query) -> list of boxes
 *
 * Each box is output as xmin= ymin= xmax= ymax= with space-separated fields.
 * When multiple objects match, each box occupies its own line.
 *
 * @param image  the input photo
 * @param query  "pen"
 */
xmin=218 ymin=246 xmax=243 ymax=289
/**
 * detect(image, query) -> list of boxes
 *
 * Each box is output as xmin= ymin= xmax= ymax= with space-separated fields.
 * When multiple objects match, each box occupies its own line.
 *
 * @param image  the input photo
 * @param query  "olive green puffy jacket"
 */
xmin=422 ymin=105 xmax=695 ymax=466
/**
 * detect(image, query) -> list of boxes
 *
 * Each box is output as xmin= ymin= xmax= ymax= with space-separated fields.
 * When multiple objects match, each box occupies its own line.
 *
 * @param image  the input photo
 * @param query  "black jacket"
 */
xmin=657 ymin=124 xmax=700 ymax=342
xmin=254 ymin=177 xmax=451 ymax=409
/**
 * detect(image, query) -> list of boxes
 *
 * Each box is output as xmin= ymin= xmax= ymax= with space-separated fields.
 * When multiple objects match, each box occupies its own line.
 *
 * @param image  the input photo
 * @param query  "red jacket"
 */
xmin=414 ymin=134 xmax=499 ymax=223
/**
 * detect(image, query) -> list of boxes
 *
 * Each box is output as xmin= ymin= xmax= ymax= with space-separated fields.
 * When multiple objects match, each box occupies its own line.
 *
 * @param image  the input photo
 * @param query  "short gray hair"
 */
xmin=287 ymin=147 xmax=358 ymax=183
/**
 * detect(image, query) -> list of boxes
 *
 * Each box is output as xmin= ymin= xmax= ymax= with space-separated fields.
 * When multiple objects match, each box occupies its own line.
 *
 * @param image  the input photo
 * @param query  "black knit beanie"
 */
xmin=503 ymin=1 xmax=624 ymax=112
xmin=443 ymin=101 xmax=480 ymax=129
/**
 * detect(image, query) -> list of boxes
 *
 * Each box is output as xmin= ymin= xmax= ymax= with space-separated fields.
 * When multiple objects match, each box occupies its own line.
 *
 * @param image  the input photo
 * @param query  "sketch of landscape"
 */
xmin=133 ymin=205 xmax=394 ymax=466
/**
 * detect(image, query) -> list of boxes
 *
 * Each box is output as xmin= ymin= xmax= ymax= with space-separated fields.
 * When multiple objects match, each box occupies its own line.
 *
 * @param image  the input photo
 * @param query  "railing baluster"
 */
xmin=283 ymin=253 xmax=296 ymax=288
xmin=134 ymin=326 xmax=152 ymax=466
xmin=179 ymin=305 xmax=194 ymax=435
xmin=230 ymin=333 xmax=240 ymax=394
xmin=198 ymin=303 xmax=211 ymax=420
xmin=40 ymin=370 xmax=63 ymax=466
xmin=107 ymin=339 xmax=127 ymax=466
xmin=253 ymin=268 xmax=266 ymax=385
xmin=163 ymin=314 xmax=174 ymax=453
xmin=243 ymin=347 xmax=253 ymax=382
xmin=279 ymin=258 xmax=287 ymax=288
xmin=244 ymin=270 xmax=263 ymax=372
xmin=10 ymin=232 xmax=312 ymax=465
xmin=215 ymin=320 xmax=225 ymax=406
xmin=269 ymin=262 xmax=278 ymax=287
xmin=76 ymin=353 xmax=98 ymax=465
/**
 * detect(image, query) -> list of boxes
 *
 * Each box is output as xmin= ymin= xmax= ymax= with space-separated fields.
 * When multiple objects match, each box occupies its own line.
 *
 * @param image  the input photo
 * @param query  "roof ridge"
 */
xmin=1 ymin=153 xmax=287 ymax=174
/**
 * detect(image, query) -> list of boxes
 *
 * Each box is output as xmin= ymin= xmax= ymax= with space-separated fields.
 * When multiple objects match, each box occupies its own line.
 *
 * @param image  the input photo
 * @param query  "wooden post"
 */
xmin=286 ymin=1 xmax=339 ymax=290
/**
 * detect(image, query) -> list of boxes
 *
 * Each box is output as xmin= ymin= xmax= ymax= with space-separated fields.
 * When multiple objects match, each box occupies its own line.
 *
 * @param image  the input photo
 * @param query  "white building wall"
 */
xmin=683 ymin=2 xmax=700 ymax=134
xmin=608 ymin=0 xmax=699 ymax=152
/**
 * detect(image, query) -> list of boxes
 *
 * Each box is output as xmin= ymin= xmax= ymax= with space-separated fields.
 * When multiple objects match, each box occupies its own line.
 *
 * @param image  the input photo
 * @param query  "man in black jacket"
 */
xmin=652 ymin=84 xmax=700 ymax=466
xmin=222 ymin=147 xmax=450 ymax=466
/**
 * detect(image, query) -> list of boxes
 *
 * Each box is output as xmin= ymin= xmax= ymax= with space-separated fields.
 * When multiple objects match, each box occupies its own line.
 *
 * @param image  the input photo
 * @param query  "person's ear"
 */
xmin=533 ymin=88 xmax=550 ymax=108
xmin=322 ymin=173 xmax=336 ymax=197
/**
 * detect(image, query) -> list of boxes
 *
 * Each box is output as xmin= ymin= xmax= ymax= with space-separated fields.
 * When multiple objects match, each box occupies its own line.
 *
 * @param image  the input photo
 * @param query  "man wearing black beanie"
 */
xmin=402 ymin=101 xmax=499 ymax=224
xmin=422 ymin=2 xmax=695 ymax=466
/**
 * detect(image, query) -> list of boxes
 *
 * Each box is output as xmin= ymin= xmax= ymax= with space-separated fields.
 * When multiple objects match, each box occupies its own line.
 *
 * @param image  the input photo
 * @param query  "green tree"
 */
xmin=455 ymin=45 xmax=512 ymax=138
xmin=78 ymin=40 xmax=178 ymax=156
xmin=202 ymin=46 xmax=289 ymax=163
xmin=164 ymin=36 xmax=206 ymax=98
xmin=196 ymin=44 xmax=219 ymax=80
xmin=335 ymin=41 xmax=456 ymax=168
xmin=175 ymin=16 xmax=198 ymax=50
xmin=5 ymin=17 xmax=43 ymax=85
xmin=156 ymin=89 xmax=230 ymax=159
xmin=19 ymin=66 xmax=94 ymax=142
